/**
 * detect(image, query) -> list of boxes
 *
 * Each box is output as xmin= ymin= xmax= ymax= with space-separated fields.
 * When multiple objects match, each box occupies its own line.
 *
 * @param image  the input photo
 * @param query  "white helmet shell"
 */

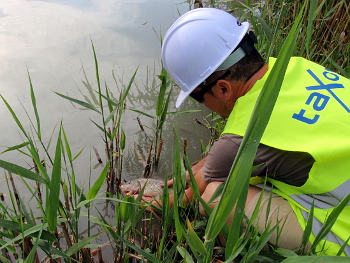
xmin=162 ymin=8 xmax=249 ymax=108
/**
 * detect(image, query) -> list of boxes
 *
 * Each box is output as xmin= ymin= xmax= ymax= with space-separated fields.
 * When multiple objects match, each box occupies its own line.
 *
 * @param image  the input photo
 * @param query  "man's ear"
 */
xmin=216 ymin=79 xmax=233 ymax=100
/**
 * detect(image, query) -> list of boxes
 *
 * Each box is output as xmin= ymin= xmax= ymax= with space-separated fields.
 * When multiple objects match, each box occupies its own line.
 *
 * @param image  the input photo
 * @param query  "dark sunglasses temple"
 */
xmin=190 ymin=70 xmax=231 ymax=102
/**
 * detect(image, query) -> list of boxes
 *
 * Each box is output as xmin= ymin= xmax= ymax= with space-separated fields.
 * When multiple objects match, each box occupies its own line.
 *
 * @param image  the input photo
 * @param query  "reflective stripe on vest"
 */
xmin=290 ymin=179 xmax=350 ymax=210
xmin=300 ymin=210 xmax=350 ymax=255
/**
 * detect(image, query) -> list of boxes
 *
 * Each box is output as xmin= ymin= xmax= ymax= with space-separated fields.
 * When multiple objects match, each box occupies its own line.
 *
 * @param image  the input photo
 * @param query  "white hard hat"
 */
xmin=162 ymin=8 xmax=250 ymax=108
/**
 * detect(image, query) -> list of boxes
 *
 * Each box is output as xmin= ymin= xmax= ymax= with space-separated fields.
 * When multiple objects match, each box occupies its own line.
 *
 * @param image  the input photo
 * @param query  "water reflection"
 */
xmin=0 ymin=1 xmax=210 ymax=192
xmin=0 ymin=1 xmax=214 ymax=260
xmin=26 ymin=0 xmax=94 ymax=9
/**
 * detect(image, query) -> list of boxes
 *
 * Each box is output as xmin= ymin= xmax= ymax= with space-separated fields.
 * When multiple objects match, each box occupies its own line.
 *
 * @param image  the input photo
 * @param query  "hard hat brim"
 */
xmin=176 ymin=89 xmax=191 ymax=108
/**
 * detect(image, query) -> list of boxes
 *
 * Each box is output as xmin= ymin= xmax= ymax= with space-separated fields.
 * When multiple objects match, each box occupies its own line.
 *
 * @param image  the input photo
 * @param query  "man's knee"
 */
xmin=199 ymin=181 xmax=223 ymax=216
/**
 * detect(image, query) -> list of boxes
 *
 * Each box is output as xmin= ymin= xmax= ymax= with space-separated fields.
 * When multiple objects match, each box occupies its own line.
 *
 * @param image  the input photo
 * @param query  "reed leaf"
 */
xmin=327 ymin=57 xmax=348 ymax=77
xmin=63 ymin=232 xmax=101 ymax=256
xmin=104 ymin=105 xmax=118 ymax=125
xmin=54 ymin=92 xmax=101 ymax=113
xmin=156 ymin=68 xmax=168 ymax=117
xmin=159 ymin=88 xmax=172 ymax=128
xmin=0 ymin=95 xmax=28 ymax=138
xmin=301 ymin=201 xmax=315 ymax=252
xmin=105 ymin=83 xmax=114 ymax=114
xmin=0 ymin=256 xmax=12 ymax=263
xmin=24 ymin=228 xmax=42 ymax=263
xmin=120 ymin=68 xmax=138 ymax=105
xmin=91 ymin=39 xmax=102 ymax=98
xmin=167 ymin=109 xmax=201 ymax=115
xmin=241 ymin=2 xmax=273 ymax=42
xmin=0 ymin=239 xmax=16 ymax=253
xmin=158 ymin=178 xmax=171 ymax=256
xmin=97 ymin=89 xmax=119 ymax=107
xmin=0 ymin=219 xmax=55 ymax=250
xmin=225 ymin=178 xmax=249 ymax=256
xmin=242 ymin=222 xmax=278 ymax=262
xmin=172 ymin=134 xmax=186 ymax=243
xmin=186 ymin=219 xmax=208 ymax=256
xmin=62 ymin=127 xmax=77 ymax=200
xmin=1 ymin=142 xmax=30 ymax=154
xmin=0 ymin=160 xmax=47 ymax=185
xmin=309 ymin=193 xmax=350 ymax=254
xmin=276 ymin=248 xmax=298 ymax=258
xmin=129 ymin=108 xmax=156 ymax=119
xmin=86 ymin=162 xmax=110 ymax=200
xmin=305 ymin=0 xmax=318 ymax=58
xmin=117 ymin=234 xmax=160 ymax=262
xmin=90 ymin=118 xmax=105 ymax=134
xmin=76 ymin=196 xmax=131 ymax=209
xmin=337 ymin=236 xmax=350 ymax=256
xmin=101 ymin=208 xmax=160 ymax=263
xmin=45 ymin=126 xmax=63 ymax=232
xmin=28 ymin=70 xmax=41 ymax=140
xmin=12 ymin=176 xmax=36 ymax=226
xmin=177 ymin=246 xmax=195 ymax=263
xmin=37 ymin=239 xmax=76 ymax=261
xmin=120 ymin=128 xmax=126 ymax=150
xmin=223 ymin=234 xmax=250 ymax=263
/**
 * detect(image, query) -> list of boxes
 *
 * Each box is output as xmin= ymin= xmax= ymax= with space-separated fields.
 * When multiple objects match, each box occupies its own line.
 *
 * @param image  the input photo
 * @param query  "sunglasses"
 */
xmin=189 ymin=70 xmax=231 ymax=103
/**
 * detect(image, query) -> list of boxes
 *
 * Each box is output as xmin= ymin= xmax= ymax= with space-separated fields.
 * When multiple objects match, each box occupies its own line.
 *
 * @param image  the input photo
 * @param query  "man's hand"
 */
xmin=122 ymin=190 xmax=157 ymax=203
xmin=162 ymin=179 xmax=174 ymax=188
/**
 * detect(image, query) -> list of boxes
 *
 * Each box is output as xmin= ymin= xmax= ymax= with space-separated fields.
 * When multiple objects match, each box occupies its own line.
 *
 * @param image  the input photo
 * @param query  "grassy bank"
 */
xmin=0 ymin=0 xmax=349 ymax=262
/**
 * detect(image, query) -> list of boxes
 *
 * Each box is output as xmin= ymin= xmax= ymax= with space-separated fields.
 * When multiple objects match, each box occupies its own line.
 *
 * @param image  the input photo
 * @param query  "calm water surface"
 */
xmin=0 ymin=2 xmax=210 ymax=194
xmin=0 ymin=1 xmax=215 ymax=259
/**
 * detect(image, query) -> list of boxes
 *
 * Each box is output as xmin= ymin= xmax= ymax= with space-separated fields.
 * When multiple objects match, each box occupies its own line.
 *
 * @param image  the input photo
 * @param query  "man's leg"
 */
xmin=199 ymin=183 xmax=309 ymax=252
xmin=245 ymin=190 xmax=310 ymax=252
xmin=199 ymin=182 xmax=261 ymax=213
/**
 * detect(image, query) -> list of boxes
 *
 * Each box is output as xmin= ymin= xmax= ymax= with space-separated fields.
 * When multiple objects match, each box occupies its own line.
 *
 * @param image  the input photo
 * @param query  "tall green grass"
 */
xmin=0 ymin=0 xmax=348 ymax=262
xmin=231 ymin=0 xmax=349 ymax=78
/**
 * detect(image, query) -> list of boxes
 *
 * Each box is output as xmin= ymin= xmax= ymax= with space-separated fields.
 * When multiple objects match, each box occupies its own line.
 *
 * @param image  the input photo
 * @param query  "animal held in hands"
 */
xmin=120 ymin=178 xmax=172 ymax=199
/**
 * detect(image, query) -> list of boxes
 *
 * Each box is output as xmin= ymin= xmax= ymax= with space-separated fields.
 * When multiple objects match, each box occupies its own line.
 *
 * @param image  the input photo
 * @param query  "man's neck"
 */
xmin=239 ymin=63 xmax=268 ymax=96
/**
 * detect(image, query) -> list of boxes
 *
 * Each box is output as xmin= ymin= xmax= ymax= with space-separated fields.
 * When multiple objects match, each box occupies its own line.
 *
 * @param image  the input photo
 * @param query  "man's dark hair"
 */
xmin=227 ymin=47 xmax=265 ymax=82
xmin=207 ymin=39 xmax=265 ymax=85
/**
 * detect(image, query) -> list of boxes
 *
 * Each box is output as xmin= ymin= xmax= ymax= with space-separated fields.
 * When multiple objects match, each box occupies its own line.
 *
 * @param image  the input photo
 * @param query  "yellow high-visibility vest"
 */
xmin=223 ymin=57 xmax=350 ymax=255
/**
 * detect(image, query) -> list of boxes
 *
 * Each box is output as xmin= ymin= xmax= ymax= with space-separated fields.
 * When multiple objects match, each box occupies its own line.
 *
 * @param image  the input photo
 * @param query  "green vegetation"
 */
xmin=0 ymin=0 xmax=349 ymax=262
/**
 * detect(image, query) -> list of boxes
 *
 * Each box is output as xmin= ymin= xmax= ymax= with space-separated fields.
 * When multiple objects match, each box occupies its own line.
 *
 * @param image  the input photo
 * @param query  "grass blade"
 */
xmin=305 ymin=0 xmax=318 ymax=58
xmin=0 ymin=95 xmax=28 ymax=137
xmin=54 ymin=92 xmax=101 ymax=113
xmin=177 ymin=246 xmax=196 ymax=263
xmin=0 ymin=160 xmax=47 ymax=185
xmin=63 ymin=232 xmax=101 ymax=256
xmin=1 ymin=142 xmax=30 ymax=154
xmin=309 ymin=193 xmax=350 ymax=254
xmin=186 ymin=219 xmax=208 ymax=256
xmin=0 ymin=219 xmax=55 ymax=250
xmin=129 ymin=108 xmax=156 ymax=119
xmin=156 ymin=67 xmax=168 ymax=117
xmin=24 ymin=228 xmax=42 ymax=263
xmin=86 ymin=162 xmax=110 ymax=200
xmin=0 ymin=256 xmax=12 ymax=263
xmin=45 ymin=126 xmax=62 ymax=232
xmin=28 ymin=70 xmax=41 ymax=140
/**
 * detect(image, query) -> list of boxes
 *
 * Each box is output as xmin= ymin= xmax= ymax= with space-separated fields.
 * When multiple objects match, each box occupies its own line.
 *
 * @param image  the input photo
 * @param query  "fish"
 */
xmin=120 ymin=178 xmax=172 ymax=199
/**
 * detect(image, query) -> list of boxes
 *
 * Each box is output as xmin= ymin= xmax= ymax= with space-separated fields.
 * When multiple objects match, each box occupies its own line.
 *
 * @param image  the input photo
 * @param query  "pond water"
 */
xmin=0 ymin=0 xmax=213 ymax=187
xmin=0 ymin=0 xmax=214 ymax=258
